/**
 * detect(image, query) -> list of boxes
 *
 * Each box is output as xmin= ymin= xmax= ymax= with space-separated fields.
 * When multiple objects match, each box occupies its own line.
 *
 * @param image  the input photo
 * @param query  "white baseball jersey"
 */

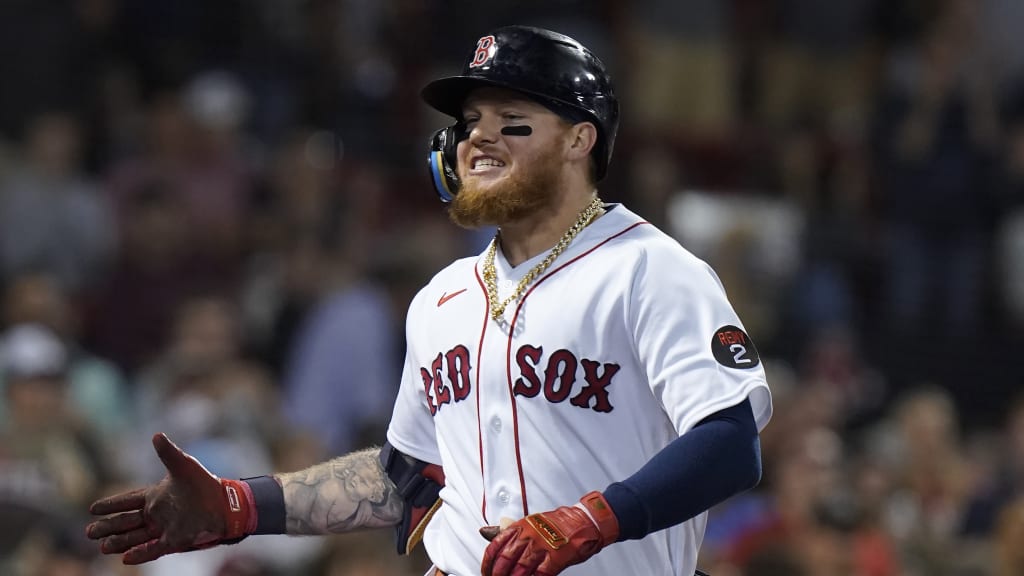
xmin=387 ymin=203 xmax=773 ymax=576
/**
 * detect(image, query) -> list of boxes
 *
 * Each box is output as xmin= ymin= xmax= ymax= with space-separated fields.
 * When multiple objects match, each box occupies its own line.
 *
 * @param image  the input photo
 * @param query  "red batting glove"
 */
xmin=85 ymin=433 xmax=256 ymax=564
xmin=480 ymin=491 xmax=620 ymax=576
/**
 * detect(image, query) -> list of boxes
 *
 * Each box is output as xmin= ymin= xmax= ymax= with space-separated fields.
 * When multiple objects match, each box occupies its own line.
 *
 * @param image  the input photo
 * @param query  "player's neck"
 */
xmin=497 ymin=189 xmax=601 ymax=267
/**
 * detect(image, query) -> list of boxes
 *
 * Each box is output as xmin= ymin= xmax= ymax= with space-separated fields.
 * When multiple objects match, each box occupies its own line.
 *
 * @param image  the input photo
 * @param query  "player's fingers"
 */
xmin=89 ymin=488 xmax=147 ymax=516
xmin=481 ymin=544 xmax=496 ymax=575
xmin=122 ymin=537 xmax=173 ymax=565
xmin=490 ymin=552 xmax=522 ymax=576
xmin=535 ymin=549 xmax=564 ymax=576
xmin=511 ymin=547 xmax=545 ymax=576
xmin=489 ymin=531 xmax=529 ymax=576
xmin=481 ymin=527 xmax=515 ymax=575
xmin=153 ymin=432 xmax=214 ymax=480
xmin=86 ymin=510 xmax=146 ymax=539
xmin=97 ymin=525 xmax=159 ymax=555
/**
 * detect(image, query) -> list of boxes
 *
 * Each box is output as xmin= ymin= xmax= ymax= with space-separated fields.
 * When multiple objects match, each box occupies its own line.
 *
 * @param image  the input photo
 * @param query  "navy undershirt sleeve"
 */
xmin=602 ymin=398 xmax=762 ymax=541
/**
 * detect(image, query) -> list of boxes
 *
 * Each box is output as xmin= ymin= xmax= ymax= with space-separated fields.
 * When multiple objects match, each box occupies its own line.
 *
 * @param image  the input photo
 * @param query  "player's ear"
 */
xmin=565 ymin=121 xmax=597 ymax=162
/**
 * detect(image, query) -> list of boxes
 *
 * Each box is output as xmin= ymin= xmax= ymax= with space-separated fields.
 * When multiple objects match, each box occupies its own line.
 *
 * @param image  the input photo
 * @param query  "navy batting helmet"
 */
xmin=423 ymin=25 xmax=619 ymax=202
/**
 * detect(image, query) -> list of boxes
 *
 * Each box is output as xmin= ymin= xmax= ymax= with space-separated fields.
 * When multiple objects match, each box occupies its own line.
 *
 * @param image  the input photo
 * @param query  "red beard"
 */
xmin=448 ymin=139 xmax=565 ymax=229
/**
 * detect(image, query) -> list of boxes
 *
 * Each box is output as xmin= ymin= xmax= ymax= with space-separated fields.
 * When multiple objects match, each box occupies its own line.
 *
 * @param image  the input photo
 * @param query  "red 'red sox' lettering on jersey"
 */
xmin=421 ymin=344 xmax=620 ymax=415
xmin=513 ymin=345 xmax=619 ymax=412
xmin=421 ymin=345 xmax=472 ymax=415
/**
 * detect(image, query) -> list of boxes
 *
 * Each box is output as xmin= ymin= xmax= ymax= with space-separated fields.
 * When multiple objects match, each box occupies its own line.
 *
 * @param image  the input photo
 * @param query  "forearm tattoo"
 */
xmin=276 ymin=447 xmax=404 ymax=535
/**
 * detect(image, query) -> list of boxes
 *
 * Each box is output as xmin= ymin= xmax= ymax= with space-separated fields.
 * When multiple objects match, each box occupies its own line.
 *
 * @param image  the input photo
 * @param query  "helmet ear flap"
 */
xmin=427 ymin=125 xmax=462 ymax=203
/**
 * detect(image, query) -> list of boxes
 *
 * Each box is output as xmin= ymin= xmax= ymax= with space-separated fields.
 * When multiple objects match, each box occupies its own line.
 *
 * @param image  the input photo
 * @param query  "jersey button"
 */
xmin=498 ymin=490 xmax=510 ymax=504
xmin=490 ymin=417 xmax=502 ymax=432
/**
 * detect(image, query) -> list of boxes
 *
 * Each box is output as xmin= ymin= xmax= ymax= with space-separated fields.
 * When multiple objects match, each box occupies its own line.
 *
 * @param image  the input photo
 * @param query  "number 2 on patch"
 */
xmin=711 ymin=325 xmax=761 ymax=369
xmin=729 ymin=344 xmax=752 ymax=364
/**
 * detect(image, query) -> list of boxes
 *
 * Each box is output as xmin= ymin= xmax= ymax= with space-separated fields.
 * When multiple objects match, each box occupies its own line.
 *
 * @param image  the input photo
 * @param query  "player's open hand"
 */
xmin=479 ymin=491 xmax=619 ymax=576
xmin=85 ymin=433 xmax=254 ymax=564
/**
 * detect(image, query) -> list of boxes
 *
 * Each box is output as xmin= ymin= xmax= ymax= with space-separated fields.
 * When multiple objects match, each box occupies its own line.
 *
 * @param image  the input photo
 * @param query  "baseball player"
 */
xmin=86 ymin=26 xmax=772 ymax=576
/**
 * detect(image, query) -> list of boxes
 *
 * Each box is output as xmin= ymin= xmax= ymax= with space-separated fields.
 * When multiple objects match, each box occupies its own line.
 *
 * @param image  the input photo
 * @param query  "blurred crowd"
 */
xmin=0 ymin=1 xmax=1021 ymax=575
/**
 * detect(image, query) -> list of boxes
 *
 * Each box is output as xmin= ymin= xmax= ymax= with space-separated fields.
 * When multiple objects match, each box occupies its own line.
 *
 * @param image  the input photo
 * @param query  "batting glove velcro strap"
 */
xmin=218 ymin=478 xmax=257 ymax=541
xmin=576 ymin=491 xmax=619 ymax=546
xmin=480 ymin=491 xmax=620 ymax=576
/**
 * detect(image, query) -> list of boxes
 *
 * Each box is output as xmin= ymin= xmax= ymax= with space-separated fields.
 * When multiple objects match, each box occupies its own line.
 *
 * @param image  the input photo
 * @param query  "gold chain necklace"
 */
xmin=483 ymin=197 xmax=604 ymax=322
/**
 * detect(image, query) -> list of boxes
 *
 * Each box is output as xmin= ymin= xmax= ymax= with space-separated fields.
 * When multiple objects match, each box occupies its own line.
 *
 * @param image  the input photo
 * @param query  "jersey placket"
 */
xmin=476 ymin=257 xmax=529 ymax=524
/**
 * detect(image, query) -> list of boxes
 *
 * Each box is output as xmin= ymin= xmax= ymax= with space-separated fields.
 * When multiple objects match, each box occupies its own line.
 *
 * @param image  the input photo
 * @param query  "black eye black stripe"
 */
xmin=500 ymin=125 xmax=532 ymax=136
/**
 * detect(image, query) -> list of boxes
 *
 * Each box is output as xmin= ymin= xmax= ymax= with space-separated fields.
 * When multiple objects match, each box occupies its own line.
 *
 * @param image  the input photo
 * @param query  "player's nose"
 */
xmin=467 ymin=116 xmax=500 ymax=146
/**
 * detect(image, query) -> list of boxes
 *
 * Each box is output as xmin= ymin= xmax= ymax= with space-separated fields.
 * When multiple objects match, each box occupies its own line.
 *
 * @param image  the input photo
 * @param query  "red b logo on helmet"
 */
xmin=469 ymin=35 xmax=496 ymax=68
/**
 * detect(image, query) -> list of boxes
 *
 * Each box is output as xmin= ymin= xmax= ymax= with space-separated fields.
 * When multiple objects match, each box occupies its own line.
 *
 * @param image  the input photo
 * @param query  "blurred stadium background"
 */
xmin=0 ymin=1 xmax=1022 ymax=575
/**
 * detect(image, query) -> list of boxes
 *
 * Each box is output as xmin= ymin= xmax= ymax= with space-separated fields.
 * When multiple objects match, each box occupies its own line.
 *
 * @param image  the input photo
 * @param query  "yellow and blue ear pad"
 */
xmin=429 ymin=149 xmax=454 ymax=202
xmin=427 ymin=125 xmax=462 ymax=203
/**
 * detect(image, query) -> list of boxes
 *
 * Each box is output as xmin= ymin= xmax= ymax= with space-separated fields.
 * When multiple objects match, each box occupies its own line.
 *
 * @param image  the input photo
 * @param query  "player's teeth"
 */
xmin=475 ymin=159 xmax=504 ymax=168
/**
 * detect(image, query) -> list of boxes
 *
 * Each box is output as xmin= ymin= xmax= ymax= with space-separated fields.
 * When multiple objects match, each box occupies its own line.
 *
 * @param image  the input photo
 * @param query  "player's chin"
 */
xmin=449 ymin=180 xmax=513 ymax=228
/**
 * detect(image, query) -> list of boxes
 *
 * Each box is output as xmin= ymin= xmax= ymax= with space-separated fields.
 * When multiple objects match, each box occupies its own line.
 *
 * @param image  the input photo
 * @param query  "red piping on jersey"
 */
xmin=473 ymin=262 xmax=491 ymax=523
xmin=506 ymin=221 xmax=649 ymax=517
xmin=504 ymin=304 xmax=529 ymax=516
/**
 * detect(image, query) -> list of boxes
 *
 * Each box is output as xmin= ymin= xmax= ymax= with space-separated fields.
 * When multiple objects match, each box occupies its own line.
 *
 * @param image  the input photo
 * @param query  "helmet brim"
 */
xmin=421 ymin=75 xmax=562 ymax=119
